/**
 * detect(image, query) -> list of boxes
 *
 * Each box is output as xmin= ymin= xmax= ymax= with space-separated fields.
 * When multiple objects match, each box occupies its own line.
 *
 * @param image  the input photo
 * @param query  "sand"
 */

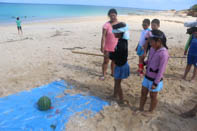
xmin=0 ymin=11 xmax=196 ymax=131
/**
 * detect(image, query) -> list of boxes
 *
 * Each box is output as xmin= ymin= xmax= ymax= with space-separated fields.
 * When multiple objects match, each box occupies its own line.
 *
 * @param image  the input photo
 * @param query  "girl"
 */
xmin=139 ymin=30 xmax=169 ymax=115
xmin=183 ymin=27 xmax=197 ymax=82
xmin=109 ymin=22 xmax=130 ymax=103
xmin=100 ymin=9 xmax=119 ymax=80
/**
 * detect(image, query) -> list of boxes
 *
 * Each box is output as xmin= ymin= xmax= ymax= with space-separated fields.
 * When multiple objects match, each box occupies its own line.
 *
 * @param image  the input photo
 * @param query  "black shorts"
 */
xmin=17 ymin=26 xmax=22 ymax=30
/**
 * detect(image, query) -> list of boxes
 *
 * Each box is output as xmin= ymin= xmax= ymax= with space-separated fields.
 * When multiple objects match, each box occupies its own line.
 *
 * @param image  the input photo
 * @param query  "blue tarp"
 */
xmin=0 ymin=80 xmax=109 ymax=131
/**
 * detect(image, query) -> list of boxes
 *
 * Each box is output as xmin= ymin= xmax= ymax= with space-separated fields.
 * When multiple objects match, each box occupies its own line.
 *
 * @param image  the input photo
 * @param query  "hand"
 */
xmin=101 ymin=46 xmax=104 ymax=53
xmin=151 ymin=85 xmax=156 ymax=90
xmin=184 ymin=50 xmax=187 ymax=56
xmin=143 ymin=52 xmax=147 ymax=57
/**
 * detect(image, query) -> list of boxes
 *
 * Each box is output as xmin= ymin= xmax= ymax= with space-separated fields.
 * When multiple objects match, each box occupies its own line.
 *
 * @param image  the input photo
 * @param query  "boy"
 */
xmin=136 ymin=19 xmax=151 ymax=76
xmin=183 ymin=27 xmax=197 ymax=82
xmin=143 ymin=19 xmax=160 ymax=57
xmin=16 ymin=17 xmax=23 ymax=35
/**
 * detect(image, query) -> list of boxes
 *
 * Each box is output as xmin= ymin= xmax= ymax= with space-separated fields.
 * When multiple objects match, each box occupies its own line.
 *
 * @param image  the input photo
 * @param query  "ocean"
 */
xmin=0 ymin=3 xmax=159 ymax=24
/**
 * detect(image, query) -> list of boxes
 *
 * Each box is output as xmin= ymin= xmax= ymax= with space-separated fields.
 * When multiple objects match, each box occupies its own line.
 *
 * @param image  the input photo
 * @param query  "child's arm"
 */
xmin=184 ymin=35 xmax=192 ymax=55
xmin=143 ymin=32 xmax=150 ymax=56
xmin=153 ymin=52 xmax=169 ymax=86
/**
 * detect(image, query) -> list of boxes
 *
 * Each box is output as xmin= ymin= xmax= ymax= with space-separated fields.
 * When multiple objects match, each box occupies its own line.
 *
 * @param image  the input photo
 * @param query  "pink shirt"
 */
xmin=103 ymin=22 xmax=118 ymax=52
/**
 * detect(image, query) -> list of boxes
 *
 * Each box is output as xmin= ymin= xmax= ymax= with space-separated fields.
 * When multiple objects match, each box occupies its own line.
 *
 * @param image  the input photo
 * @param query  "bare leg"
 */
xmin=20 ymin=29 xmax=23 ymax=35
xmin=115 ymin=79 xmax=123 ymax=101
xmin=183 ymin=64 xmax=192 ymax=80
xmin=137 ymin=56 xmax=145 ymax=76
xmin=113 ymin=79 xmax=118 ymax=98
xmin=191 ymin=67 xmax=197 ymax=82
xmin=139 ymin=87 xmax=149 ymax=111
xmin=101 ymin=51 xmax=109 ymax=78
xmin=111 ymin=60 xmax=115 ymax=76
xmin=149 ymin=92 xmax=158 ymax=112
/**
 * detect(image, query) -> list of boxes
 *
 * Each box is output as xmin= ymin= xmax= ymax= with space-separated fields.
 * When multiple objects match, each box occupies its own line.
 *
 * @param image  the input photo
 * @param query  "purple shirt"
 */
xmin=145 ymin=47 xmax=169 ymax=85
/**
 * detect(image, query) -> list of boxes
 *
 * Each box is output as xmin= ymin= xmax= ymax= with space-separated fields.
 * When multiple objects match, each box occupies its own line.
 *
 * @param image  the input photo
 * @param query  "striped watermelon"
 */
xmin=37 ymin=96 xmax=51 ymax=111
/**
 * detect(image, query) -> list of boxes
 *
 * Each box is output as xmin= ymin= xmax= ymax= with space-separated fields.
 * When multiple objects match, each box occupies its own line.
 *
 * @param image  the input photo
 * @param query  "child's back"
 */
xmin=110 ymin=38 xmax=128 ymax=66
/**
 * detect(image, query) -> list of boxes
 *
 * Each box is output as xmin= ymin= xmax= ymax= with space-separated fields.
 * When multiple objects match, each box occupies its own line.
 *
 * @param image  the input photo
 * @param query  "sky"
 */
xmin=0 ymin=0 xmax=196 ymax=10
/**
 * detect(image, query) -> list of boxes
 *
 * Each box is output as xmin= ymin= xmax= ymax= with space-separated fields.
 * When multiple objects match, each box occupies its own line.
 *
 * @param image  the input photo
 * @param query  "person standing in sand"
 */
xmin=136 ymin=19 xmax=151 ymax=77
xmin=138 ymin=19 xmax=161 ymax=77
xmin=100 ymin=9 xmax=119 ymax=80
xmin=143 ymin=19 xmax=161 ymax=56
xmin=183 ymin=27 xmax=197 ymax=82
xmin=16 ymin=17 xmax=23 ymax=35
xmin=139 ymin=30 xmax=169 ymax=115
xmin=109 ymin=22 xmax=130 ymax=103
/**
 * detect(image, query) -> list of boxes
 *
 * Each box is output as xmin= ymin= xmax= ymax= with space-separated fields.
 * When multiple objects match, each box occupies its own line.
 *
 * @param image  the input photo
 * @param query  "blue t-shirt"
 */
xmin=188 ymin=36 xmax=197 ymax=56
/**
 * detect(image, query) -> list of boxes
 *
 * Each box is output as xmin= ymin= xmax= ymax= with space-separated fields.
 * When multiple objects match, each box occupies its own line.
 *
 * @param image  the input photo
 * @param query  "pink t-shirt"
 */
xmin=103 ymin=22 xmax=118 ymax=52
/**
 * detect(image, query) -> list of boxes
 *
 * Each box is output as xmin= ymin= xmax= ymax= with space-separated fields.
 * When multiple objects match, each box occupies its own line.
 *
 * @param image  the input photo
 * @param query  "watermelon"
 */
xmin=37 ymin=96 xmax=51 ymax=111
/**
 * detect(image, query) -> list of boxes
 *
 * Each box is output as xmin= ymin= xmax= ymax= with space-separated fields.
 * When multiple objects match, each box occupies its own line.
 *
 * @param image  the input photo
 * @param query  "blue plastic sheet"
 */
xmin=0 ymin=80 xmax=109 ymax=131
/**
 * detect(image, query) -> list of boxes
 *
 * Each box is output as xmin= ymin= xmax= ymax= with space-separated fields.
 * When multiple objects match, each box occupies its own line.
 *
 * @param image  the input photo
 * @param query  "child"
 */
xmin=143 ymin=19 xmax=161 ymax=57
xmin=139 ymin=30 xmax=169 ymax=115
xmin=109 ymin=22 xmax=130 ymax=103
xmin=183 ymin=27 xmax=197 ymax=82
xmin=136 ymin=19 xmax=151 ymax=76
xmin=16 ymin=17 xmax=23 ymax=35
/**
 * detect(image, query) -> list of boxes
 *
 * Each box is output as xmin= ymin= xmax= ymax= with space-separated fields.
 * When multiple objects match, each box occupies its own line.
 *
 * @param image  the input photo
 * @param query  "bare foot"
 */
xmin=190 ymin=79 xmax=196 ymax=83
xmin=117 ymin=99 xmax=131 ymax=107
xmin=182 ymin=76 xmax=186 ymax=80
xmin=142 ymin=111 xmax=154 ymax=117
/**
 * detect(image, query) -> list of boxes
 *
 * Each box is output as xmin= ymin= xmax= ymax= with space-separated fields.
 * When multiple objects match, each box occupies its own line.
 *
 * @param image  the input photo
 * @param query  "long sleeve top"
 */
xmin=145 ymin=47 xmax=169 ymax=86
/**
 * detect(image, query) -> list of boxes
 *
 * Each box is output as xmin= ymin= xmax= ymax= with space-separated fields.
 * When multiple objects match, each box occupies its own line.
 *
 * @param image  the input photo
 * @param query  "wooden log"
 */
xmin=71 ymin=51 xmax=104 ymax=57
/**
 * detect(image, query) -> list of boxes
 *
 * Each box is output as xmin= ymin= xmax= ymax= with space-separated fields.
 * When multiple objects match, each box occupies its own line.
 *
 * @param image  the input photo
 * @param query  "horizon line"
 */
xmin=0 ymin=2 xmax=186 ymax=11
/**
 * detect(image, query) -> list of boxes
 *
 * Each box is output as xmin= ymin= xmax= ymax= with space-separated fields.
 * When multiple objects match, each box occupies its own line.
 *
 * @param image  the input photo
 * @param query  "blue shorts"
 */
xmin=142 ymin=77 xmax=163 ymax=92
xmin=114 ymin=62 xmax=130 ymax=79
xmin=187 ymin=55 xmax=197 ymax=67
xmin=137 ymin=45 xmax=145 ymax=56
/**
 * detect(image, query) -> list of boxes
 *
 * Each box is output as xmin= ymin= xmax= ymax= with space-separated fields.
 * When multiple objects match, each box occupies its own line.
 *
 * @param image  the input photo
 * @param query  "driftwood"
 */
xmin=71 ymin=51 xmax=104 ymax=57
xmin=72 ymin=51 xmax=186 ymax=59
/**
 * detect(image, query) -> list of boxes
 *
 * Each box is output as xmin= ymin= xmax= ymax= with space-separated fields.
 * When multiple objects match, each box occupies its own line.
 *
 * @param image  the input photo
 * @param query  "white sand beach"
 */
xmin=0 ymin=11 xmax=196 ymax=131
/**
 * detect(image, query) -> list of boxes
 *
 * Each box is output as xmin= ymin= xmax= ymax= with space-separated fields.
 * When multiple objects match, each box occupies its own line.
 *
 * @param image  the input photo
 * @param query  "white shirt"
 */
xmin=139 ymin=28 xmax=151 ymax=46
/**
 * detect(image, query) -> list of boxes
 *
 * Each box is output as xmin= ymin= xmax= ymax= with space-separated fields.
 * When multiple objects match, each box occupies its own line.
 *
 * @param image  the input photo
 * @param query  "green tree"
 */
xmin=191 ymin=4 xmax=197 ymax=11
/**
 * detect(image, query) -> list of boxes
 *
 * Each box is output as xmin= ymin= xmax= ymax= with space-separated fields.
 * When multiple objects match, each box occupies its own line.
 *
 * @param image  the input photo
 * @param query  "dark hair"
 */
xmin=151 ymin=30 xmax=168 ymax=49
xmin=143 ymin=19 xmax=150 ymax=25
xmin=16 ymin=17 xmax=19 ymax=20
xmin=112 ymin=22 xmax=126 ymax=29
xmin=187 ymin=27 xmax=197 ymax=34
xmin=108 ymin=8 xmax=118 ymax=16
xmin=151 ymin=19 xmax=160 ymax=26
